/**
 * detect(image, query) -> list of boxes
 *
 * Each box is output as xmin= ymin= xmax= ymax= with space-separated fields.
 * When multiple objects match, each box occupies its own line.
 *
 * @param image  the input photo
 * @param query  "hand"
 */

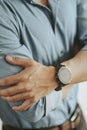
xmin=0 ymin=56 xmax=58 ymax=111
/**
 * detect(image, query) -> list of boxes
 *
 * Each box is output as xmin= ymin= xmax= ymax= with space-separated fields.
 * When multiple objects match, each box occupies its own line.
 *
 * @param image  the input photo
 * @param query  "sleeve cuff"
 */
xmin=45 ymin=90 xmax=62 ymax=116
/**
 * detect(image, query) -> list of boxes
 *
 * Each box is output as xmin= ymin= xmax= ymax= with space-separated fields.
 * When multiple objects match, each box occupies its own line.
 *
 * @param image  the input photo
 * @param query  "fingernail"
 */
xmin=6 ymin=55 xmax=13 ymax=61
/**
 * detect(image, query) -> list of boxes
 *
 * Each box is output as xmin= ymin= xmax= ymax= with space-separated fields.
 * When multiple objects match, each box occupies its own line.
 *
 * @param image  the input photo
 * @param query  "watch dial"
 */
xmin=58 ymin=66 xmax=72 ymax=84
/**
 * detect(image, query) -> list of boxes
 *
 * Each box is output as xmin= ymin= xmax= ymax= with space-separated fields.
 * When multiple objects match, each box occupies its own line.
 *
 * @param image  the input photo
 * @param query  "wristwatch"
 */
xmin=55 ymin=64 xmax=72 ymax=91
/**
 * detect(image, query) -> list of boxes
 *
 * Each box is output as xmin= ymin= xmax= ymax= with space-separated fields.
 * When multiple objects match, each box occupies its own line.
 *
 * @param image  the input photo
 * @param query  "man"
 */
xmin=0 ymin=0 xmax=87 ymax=130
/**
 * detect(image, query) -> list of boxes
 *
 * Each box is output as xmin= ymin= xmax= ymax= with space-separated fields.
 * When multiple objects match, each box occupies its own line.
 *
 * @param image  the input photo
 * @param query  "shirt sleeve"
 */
xmin=77 ymin=0 xmax=87 ymax=50
xmin=0 ymin=11 xmax=62 ymax=122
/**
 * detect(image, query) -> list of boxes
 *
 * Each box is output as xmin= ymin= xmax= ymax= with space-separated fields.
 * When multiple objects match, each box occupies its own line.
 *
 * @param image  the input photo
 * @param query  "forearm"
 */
xmin=62 ymin=50 xmax=87 ymax=85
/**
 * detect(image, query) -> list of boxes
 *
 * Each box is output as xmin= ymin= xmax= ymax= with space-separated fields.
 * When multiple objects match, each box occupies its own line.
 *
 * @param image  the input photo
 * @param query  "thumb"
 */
xmin=5 ymin=55 xmax=32 ymax=67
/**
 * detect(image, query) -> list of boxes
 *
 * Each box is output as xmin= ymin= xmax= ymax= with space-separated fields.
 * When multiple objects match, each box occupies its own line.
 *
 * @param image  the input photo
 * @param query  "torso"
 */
xmin=0 ymin=0 xmax=78 ymax=128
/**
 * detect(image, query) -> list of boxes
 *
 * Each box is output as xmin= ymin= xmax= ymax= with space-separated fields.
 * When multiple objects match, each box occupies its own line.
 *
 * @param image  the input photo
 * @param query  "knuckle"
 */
xmin=28 ymin=76 xmax=32 ymax=80
xmin=24 ymin=93 xmax=29 ymax=98
xmin=25 ymin=81 xmax=32 ymax=91
xmin=12 ymin=97 xmax=16 ymax=102
xmin=17 ymin=85 xmax=22 ymax=91
xmin=24 ymin=59 xmax=33 ymax=66
xmin=19 ymin=94 xmax=23 ymax=100
xmin=29 ymin=59 xmax=33 ymax=65
xmin=13 ymin=57 xmax=19 ymax=61
xmin=29 ymin=93 xmax=33 ymax=98
xmin=13 ymin=56 xmax=17 ymax=60
xmin=26 ymin=61 xmax=30 ymax=66
xmin=21 ymin=74 xmax=28 ymax=81
xmin=32 ymin=96 xmax=36 ymax=103
xmin=7 ymin=90 xmax=11 ymax=95
xmin=2 ymin=79 xmax=8 ymax=86
xmin=24 ymin=84 xmax=29 ymax=91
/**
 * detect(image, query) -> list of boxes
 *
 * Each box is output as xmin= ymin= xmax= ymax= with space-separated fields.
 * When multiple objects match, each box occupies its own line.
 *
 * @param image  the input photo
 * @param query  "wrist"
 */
xmin=48 ymin=66 xmax=59 ymax=90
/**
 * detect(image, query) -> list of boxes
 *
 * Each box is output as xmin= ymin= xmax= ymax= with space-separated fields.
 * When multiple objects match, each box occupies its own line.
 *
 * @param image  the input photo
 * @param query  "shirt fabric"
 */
xmin=0 ymin=0 xmax=87 ymax=129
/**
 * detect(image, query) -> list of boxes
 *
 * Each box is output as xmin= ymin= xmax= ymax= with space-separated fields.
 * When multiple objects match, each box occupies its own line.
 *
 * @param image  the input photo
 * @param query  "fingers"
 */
xmin=12 ymin=99 xmax=35 ymax=111
xmin=6 ymin=55 xmax=33 ymax=68
xmin=2 ymin=92 xmax=33 ymax=102
xmin=0 ymin=82 xmax=32 ymax=96
xmin=0 ymin=73 xmax=22 ymax=86
xmin=0 ymin=56 xmax=38 ymax=87
xmin=0 ymin=68 xmax=33 ymax=87
xmin=0 ymin=85 xmax=23 ymax=96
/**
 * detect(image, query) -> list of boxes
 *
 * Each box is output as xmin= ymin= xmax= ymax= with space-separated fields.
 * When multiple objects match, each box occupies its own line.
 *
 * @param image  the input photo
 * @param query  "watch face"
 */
xmin=58 ymin=66 xmax=72 ymax=84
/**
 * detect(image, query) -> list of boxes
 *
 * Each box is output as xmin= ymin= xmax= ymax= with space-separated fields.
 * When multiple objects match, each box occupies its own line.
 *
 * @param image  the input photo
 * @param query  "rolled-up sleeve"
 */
xmin=77 ymin=0 xmax=87 ymax=50
xmin=0 ymin=12 xmax=62 ymax=122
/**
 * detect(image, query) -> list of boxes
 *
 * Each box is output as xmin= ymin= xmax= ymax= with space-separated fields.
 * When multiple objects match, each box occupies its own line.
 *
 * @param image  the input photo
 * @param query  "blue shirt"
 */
xmin=0 ymin=0 xmax=87 ymax=128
